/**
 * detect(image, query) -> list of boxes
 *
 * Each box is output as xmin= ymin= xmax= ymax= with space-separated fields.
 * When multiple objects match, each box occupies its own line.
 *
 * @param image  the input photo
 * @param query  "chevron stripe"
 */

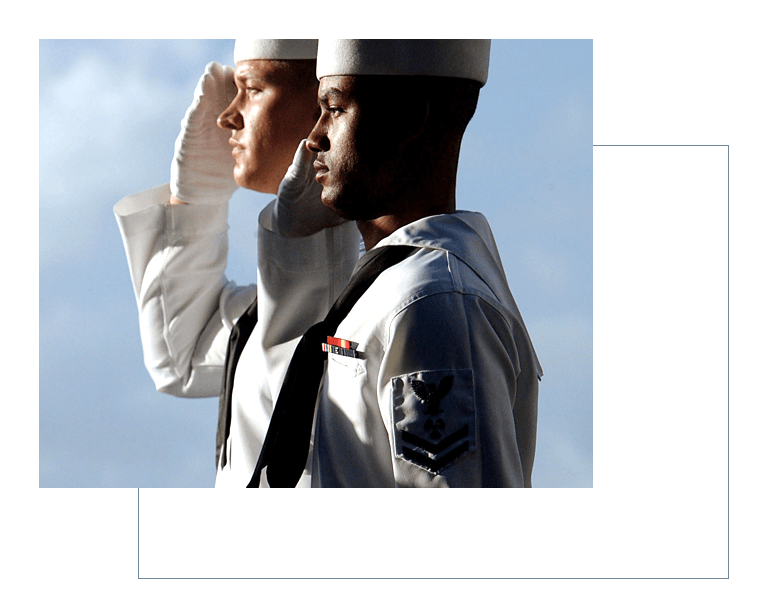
xmin=399 ymin=423 xmax=470 ymax=474
xmin=400 ymin=424 xmax=469 ymax=455
xmin=402 ymin=441 xmax=471 ymax=474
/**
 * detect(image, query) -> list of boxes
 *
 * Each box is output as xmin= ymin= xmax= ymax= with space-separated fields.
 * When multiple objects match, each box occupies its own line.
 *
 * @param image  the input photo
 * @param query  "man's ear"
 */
xmin=401 ymin=97 xmax=429 ymax=143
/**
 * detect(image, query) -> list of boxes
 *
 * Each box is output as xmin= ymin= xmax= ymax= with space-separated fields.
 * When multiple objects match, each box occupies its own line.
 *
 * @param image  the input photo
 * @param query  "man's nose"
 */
xmin=306 ymin=116 xmax=328 ymax=153
xmin=217 ymin=102 xmax=242 ymax=130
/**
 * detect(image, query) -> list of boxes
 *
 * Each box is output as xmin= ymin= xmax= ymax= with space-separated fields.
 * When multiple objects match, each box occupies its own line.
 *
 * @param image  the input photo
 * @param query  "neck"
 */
xmin=358 ymin=180 xmax=456 ymax=250
xmin=358 ymin=136 xmax=462 ymax=250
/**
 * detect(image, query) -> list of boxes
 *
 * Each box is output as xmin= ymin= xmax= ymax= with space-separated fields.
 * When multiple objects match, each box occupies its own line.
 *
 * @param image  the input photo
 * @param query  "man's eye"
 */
xmin=240 ymin=83 xmax=262 ymax=94
xmin=327 ymin=106 xmax=343 ymax=116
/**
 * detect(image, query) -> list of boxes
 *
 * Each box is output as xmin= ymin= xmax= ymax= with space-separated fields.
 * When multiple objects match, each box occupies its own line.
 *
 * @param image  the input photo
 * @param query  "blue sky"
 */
xmin=39 ymin=39 xmax=593 ymax=488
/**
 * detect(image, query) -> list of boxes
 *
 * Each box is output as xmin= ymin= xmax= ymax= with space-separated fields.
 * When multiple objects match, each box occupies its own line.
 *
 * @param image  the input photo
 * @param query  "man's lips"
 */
xmin=229 ymin=138 xmax=243 ymax=155
xmin=312 ymin=158 xmax=328 ymax=181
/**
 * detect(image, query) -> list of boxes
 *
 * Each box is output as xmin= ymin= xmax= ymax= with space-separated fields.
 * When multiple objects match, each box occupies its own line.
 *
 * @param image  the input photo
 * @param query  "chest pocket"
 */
xmin=321 ymin=353 xmax=379 ymax=445
xmin=323 ymin=352 xmax=369 ymax=415
xmin=326 ymin=352 xmax=367 ymax=378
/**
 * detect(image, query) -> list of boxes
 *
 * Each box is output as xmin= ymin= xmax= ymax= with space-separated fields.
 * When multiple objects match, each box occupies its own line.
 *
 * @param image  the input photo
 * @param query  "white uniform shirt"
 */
xmin=115 ymin=186 xmax=540 ymax=487
xmin=309 ymin=212 xmax=542 ymax=487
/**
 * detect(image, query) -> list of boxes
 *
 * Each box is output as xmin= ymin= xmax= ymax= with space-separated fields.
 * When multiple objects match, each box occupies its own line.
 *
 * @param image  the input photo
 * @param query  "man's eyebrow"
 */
xmin=234 ymin=70 xmax=273 ymax=85
xmin=318 ymin=88 xmax=347 ymax=105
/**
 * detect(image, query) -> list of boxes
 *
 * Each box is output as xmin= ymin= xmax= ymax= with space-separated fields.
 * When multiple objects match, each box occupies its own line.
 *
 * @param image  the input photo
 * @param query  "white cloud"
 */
xmin=39 ymin=41 xmax=240 ymax=269
xmin=39 ymin=45 xmax=189 ymax=266
xmin=40 ymin=49 xmax=184 ymax=183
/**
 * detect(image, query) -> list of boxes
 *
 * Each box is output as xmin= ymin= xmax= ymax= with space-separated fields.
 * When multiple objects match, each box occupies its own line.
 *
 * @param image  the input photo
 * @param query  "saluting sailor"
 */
xmin=114 ymin=40 xmax=361 ymax=488
xmin=284 ymin=39 xmax=542 ymax=487
xmin=252 ymin=40 xmax=543 ymax=487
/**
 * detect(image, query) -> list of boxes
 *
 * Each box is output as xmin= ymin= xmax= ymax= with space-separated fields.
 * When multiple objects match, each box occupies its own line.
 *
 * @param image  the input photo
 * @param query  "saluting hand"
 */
xmin=170 ymin=62 xmax=239 ymax=205
xmin=271 ymin=140 xmax=347 ymax=237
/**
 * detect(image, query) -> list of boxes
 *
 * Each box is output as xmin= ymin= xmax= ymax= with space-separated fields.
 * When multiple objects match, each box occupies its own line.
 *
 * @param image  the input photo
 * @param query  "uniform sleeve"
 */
xmin=380 ymin=291 xmax=527 ymax=487
xmin=114 ymin=184 xmax=256 ymax=398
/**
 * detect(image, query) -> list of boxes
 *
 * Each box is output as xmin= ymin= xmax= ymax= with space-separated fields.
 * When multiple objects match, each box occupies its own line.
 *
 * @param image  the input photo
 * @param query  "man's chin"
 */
xmin=234 ymin=171 xmax=278 ymax=195
xmin=321 ymin=192 xmax=352 ymax=220
xmin=323 ymin=191 xmax=385 ymax=222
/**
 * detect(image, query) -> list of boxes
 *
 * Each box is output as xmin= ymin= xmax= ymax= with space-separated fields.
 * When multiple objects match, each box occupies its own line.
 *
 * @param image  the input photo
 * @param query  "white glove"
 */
xmin=271 ymin=140 xmax=347 ymax=237
xmin=170 ymin=62 xmax=238 ymax=204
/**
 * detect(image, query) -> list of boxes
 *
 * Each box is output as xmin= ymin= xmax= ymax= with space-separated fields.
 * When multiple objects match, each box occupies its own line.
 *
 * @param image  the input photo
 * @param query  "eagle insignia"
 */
xmin=392 ymin=369 xmax=475 ymax=475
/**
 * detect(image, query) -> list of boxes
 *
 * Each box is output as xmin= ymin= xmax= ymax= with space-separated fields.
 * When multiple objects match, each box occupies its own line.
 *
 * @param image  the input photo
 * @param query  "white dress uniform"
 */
xmin=115 ymin=38 xmax=542 ymax=488
xmin=309 ymin=211 xmax=542 ymax=487
xmin=115 ymin=186 xmax=541 ymax=487
xmin=114 ymin=184 xmax=361 ymax=487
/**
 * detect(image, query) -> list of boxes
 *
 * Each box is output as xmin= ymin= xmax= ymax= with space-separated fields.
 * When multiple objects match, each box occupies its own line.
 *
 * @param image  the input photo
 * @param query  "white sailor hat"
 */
xmin=316 ymin=39 xmax=491 ymax=87
xmin=233 ymin=39 xmax=318 ymax=62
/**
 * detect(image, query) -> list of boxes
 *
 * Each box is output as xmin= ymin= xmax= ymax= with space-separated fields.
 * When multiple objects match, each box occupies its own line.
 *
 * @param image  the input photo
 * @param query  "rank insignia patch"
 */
xmin=392 ymin=369 xmax=475 ymax=475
